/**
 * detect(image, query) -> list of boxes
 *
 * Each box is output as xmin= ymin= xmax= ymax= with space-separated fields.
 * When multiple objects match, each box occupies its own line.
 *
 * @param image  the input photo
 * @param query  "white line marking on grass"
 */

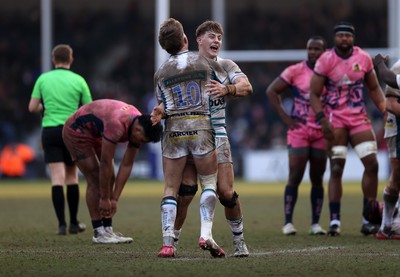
xmin=171 ymin=246 xmax=345 ymax=261
xmin=251 ymin=246 xmax=344 ymax=256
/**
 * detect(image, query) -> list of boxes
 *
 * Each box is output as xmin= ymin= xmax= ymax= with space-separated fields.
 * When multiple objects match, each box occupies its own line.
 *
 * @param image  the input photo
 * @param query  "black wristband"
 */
xmin=315 ymin=111 xmax=325 ymax=122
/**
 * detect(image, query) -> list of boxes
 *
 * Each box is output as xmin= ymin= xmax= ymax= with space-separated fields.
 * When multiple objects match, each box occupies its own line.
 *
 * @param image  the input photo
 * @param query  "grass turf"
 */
xmin=1 ymin=179 xmax=400 ymax=277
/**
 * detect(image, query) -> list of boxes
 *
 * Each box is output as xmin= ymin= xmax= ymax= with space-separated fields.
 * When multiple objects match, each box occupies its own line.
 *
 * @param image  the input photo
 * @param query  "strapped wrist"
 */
xmin=226 ymin=84 xmax=237 ymax=96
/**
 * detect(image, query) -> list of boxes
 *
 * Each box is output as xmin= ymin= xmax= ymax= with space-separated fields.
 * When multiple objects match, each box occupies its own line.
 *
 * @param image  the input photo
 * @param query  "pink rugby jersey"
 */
xmin=280 ymin=60 xmax=320 ymax=129
xmin=314 ymin=46 xmax=373 ymax=115
xmin=67 ymin=99 xmax=142 ymax=144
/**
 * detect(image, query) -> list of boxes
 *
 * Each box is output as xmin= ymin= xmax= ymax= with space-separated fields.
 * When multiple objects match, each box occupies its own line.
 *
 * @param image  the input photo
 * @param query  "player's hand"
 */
xmin=151 ymin=105 xmax=164 ymax=126
xmin=321 ymin=119 xmax=334 ymax=141
xmin=206 ymin=80 xmax=227 ymax=97
xmin=110 ymin=199 xmax=118 ymax=217
xmin=373 ymin=54 xmax=388 ymax=67
xmin=286 ymin=118 xmax=301 ymax=130
xmin=99 ymin=198 xmax=112 ymax=218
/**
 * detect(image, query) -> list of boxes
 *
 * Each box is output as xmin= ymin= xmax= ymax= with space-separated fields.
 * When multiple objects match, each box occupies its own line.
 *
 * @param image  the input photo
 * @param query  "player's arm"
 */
xmin=28 ymin=97 xmax=43 ymax=113
xmin=111 ymin=143 xmax=139 ymax=210
xmin=365 ymin=70 xmax=386 ymax=113
xmin=231 ymin=76 xmax=253 ymax=97
xmin=385 ymin=96 xmax=400 ymax=116
xmin=206 ymin=76 xmax=252 ymax=98
xmin=310 ymin=73 xmax=333 ymax=141
xmin=374 ymin=54 xmax=400 ymax=89
xmin=98 ymin=138 xmax=117 ymax=216
xmin=151 ymin=102 xmax=165 ymax=125
xmin=266 ymin=77 xmax=295 ymax=128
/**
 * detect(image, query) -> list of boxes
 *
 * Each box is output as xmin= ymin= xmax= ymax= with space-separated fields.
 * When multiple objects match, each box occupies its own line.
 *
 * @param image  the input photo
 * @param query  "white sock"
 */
xmin=199 ymin=189 xmax=217 ymax=239
xmin=228 ymin=217 xmax=244 ymax=239
xmin=160 ymin=197 xmax=177 ymax=245
xmin=382 ymin=188 xmax=398 ymax=229
xmin=174 ymin=229 xmax=182 ymax=241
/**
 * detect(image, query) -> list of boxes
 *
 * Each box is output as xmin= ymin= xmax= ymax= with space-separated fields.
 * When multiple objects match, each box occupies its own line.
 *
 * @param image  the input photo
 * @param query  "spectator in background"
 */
xmin=28 ymin=44 xmax=92 ymax=235
xmin=310 ymin=22 xmax=386 ymax=236
xmin=267 ymin=36 xmax=327 ymax=236
xmin=0 ymin=142 xmax=35 ymax=178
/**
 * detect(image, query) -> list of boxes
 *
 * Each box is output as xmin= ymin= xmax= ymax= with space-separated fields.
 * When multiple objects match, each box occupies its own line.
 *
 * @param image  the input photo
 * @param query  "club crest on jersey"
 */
xmin=352 ymin=63 xmax=361 ymax=71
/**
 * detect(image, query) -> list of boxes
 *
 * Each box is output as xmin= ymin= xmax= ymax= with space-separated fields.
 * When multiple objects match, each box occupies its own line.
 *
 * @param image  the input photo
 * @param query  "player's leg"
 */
xmin=327 ymin=128 xmax=348 ymax=236
xmin=48 ymin=162 xmax=67 ymax=235
xmin=158 ymin=155 xmax=187 ymax=257
xmin=308 ymin=128 xmax=327 ymax=235
xmin=377 ymin=136 xmax=400 ymax=239
xmin=308 ymin=145 xmax=327 ymax=235
xmin=217 ymin=162 xmax=248 ymax=257
xmin=194 ymin=150 xmax=224 ymax=258
xmin=350 ymin=129 xmax=380 ymax=235
xmin=65 ymin=162 xmax=86 ymax=234
xmin=282 ymin=126 xmax=309 ymax=235
xmin=42 ymin=126 xmax=68 ymax=235
xmin=283 ymin=151 xmax=308 ymax=235
xmin=174 ymin=161 xmax=198 ymax=247
xmin=214 ymin=137 xmax=248 ymax=256
xmin=75 ymin=155 xmax=118 ymax=243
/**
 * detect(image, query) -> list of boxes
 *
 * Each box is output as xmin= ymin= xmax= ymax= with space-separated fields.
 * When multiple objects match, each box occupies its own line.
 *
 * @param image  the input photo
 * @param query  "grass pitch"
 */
xmin=1 ymin=179 xmax=400 ymax=277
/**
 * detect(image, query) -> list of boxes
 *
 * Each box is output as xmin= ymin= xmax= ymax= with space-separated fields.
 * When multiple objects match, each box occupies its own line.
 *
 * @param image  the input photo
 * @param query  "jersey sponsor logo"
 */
xmin=163 ymin=71 xmax=206 ymax=87
xmin=169 ymin=130 xmax=199 ymax=138
xmin=210 ymin=97 xmax=225 ymax=107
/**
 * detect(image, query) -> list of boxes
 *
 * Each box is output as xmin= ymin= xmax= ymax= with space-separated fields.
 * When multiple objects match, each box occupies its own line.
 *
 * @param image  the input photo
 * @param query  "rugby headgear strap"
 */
xmin=334 ymin=22 xmax=355 ymax=36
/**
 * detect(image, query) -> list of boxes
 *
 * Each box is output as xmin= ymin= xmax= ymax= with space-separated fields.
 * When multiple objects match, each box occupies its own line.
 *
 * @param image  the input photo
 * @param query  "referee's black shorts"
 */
xmin=42 ymin=126 xmax=74 ymax=165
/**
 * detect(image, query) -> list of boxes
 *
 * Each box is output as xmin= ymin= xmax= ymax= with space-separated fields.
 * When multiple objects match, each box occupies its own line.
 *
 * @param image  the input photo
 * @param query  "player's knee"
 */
xmin=331 ymin=146 xmax=347 ymax=160
xmin=199 ymin=172 xmax=217 ymax=191
xmin=219 ymin=191 xmax=239 ymax=208
xmin=330 ymin=162 xmax=344 ymax=179
xmin=354 ymin=141 xmax=377 ymax=159
xmin=178 ymin=183 xmax=198 ymax=196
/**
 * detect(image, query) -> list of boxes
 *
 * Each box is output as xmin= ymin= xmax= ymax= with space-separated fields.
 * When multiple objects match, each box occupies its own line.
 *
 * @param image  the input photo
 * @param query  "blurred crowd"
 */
xmin=0 ymin=1 xmax=388 ymax=176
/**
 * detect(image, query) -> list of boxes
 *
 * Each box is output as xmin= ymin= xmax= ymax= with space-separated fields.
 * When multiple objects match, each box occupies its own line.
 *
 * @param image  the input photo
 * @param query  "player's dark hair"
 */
xmin=308 ymin=35 xmax=327 ymax=50
xmin=158 ymin=18 xmax=185 ymax=55
xmin=195 ymin=20 xmax=224 ymax=37
xmin=138 ymin=115 xmax=163 ymax=143
xmin=52 ymin=44 xmax=73 ymax=64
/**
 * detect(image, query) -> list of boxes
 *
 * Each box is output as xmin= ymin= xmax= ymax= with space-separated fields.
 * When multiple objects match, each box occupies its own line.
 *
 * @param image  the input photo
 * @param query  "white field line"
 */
xmin=2 ymin=246 xmax=400 ymax=260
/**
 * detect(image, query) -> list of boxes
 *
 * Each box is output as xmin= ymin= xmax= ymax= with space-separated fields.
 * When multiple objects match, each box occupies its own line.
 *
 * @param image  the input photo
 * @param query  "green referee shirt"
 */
xmin=31 ymin=68 xmax=92 ymax=127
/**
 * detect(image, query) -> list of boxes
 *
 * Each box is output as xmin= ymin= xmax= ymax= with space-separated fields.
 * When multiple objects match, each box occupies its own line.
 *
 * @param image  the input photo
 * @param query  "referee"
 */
xmin=29 ymin=44 xmax=92 ymax=235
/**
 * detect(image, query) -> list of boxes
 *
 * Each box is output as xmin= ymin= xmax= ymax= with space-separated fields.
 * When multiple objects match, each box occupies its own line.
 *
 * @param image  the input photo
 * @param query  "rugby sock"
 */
xmin=200 ymin=189 xmax=217 ymax=239
xmin=311 ymin=186 xmax=324 ymax=224
xmin=174 ymin=229 xmax=181 ymax=241
xmin=92 ymin=219 xmax=104 ymax=236
xmin=66 ymin=184 xmax=79 ymax=225
xmin=227 ymin=217 xmax=244 ymax=240
xmin=52 ymin=185 xmax=66 ymax=227
xmin=160 ymin=196 xmax=177 ymax=245
xmin=102 ymin=217 xmax=112 ymax=228
xmin=329 ymin=202 xmax=341 ymax=223
xmin=284 ymin=185 xmax=298 ymax=224
xmin=382 ymin=189 xmax=398 ymax=229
